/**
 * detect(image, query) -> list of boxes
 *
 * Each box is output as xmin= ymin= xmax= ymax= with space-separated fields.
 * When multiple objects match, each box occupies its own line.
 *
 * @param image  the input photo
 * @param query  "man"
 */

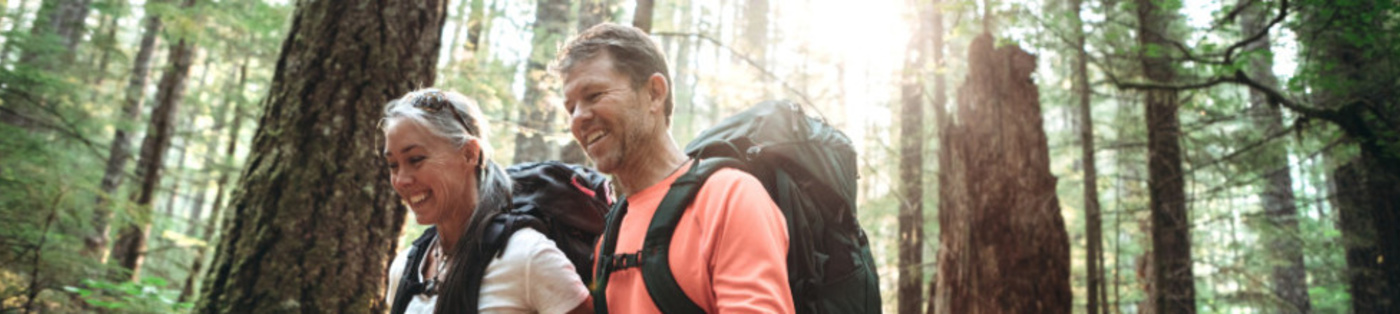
xmin=553 ymin=23 xmax=795 ymax=313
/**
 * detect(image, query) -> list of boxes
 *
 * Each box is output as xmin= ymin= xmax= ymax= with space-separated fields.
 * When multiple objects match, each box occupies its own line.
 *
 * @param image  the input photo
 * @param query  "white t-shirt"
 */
xmin=386 ymin=228 xmax=590 ymax=314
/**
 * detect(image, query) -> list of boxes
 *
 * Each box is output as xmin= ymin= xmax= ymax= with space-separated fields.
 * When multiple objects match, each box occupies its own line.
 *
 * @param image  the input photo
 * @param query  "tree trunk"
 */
xmin=513 ymin=0 xmax=569 ymax=164
xmin=86 ymin=11 xmax=116 ymax=90
xmin=1069 ymin=0 xmax=1106 ymax=311
xmin=444 ymin=0 xmax=469 ymax=63
xmin=1135 ymin=0 xmax=1195 ymax=310
xmin=924 ymin=0 xmax=947 ymax=311
xmin=0 ymin=0 xmax=36 ymax=68
xmin=88 ymin=0 xmax=167 ymax=262
xmin=195 ymin=0 xmax=444 ymax=311
xmin=466 ymin=0 xmax=485 ymax=52
xmin=1294 ymin=0 xmax=1399 ymax=310
xmin=670 ymin=0 xmax=694 ymax=136
xmin=164 ymin=122 xmax=191 ymax=216
xmin=1237 ymin=0 xmax=1310 ymax=312
xmin=1331 ymin=158 xmax=1400 ymax=314
xmin=738 ymin=0 xmax=766 ymax=64
xmin=17 ymin=0 xmax=90 ymax=65
xmin=108 ymin=0 xmax=199 ymax=281
xmin=631 ymin=0 xmax=653 ymax=33
xmin=578 ymin=0 xmax=616 ymax=31
xmin=932 ymin=33 xmax=1071 ymax=314
xmin=88 ymin=10 xmax=121 ymax=103
xmin=0 ymin=0 xmax=91 ymax=128
xmin=187 ymin=46 xmax=237 ymax=238
xmin=897 ymin=2 xmax=930 ymax=313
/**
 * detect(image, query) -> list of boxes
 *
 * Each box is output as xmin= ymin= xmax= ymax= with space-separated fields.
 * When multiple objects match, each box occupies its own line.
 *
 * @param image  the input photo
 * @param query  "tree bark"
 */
xmin=88 ymin=0 xmax=167 ymax=262
xmin=898 ymin=2 xmax=931 ymax=313
xmin=932 ymin=33 xmax=1071 ymax=314
xmin=195 ymin=0 xmax=444 ymax=311
xmin=1236 ymin=0 xmax=1310 ymax=312
xmin=1135 ymin=0 xmax=1195 ymax=310
xmin=1294 ymin=0 xmax=1399 ymax=310
xmin=632 ymin=0 xmax=653 ymax=33
xmin=109 ymin=0 xmax=199 ymax=281
xmin=1331 ymin=158 xmax=1400 ymax=314
xmin=1069 ymin=0 xmax=1106 ymax=311
xmin=513 ymin=0 xmax=569 ymax=164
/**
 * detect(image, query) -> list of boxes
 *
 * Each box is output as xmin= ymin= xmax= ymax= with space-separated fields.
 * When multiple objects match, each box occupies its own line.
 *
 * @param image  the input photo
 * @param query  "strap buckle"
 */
xmin=604 ymin=251 xmax=644 ymax=272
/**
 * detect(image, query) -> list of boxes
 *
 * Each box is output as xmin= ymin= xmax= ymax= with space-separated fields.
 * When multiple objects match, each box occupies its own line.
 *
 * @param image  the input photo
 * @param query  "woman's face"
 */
xmin=383 ymin=118 xmax=479 ymax=226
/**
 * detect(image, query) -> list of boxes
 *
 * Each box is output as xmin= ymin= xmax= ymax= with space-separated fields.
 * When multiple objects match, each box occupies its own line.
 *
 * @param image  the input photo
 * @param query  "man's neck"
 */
xmin=614 ymin=141 xmax=687 ymax=196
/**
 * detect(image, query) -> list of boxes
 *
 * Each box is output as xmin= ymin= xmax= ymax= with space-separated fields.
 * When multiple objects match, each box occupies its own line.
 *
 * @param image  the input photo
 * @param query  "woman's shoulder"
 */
xmin=498 ymin=227 xmax=556 ymax=259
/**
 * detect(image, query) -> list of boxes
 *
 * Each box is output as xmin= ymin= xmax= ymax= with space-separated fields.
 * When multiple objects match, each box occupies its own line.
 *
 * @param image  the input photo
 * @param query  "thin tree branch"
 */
xmin=1222 ymin=0 xmax=1290 ymax=64
xmin=650 ymin=31 xmax=822 ymax=119
xmin=1208 ymin=0 xmax=1259 ymax=31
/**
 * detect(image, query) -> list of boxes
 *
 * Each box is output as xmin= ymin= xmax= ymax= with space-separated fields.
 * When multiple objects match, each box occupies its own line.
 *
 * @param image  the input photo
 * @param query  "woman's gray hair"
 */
xmin=382 ymin=88 xmax=492 ymax=157
xmin=381 ymin=88 xmax=513 ymax=313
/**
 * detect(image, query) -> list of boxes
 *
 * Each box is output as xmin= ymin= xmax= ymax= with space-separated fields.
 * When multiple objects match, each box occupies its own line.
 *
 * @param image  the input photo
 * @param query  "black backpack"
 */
xmin=390 ymin=161 xmax=612 ymax=314
xmin=591 ymin=100 xmax=883 ymax=313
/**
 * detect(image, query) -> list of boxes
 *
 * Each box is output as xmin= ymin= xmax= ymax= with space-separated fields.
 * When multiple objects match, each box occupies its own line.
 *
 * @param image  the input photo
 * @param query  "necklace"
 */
xmin=424 ymin=236 xmax=448 ymax=296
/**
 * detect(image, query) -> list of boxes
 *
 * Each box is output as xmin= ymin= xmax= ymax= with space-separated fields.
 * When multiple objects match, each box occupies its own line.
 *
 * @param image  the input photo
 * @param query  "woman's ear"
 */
xmin=460 ymin=138 xmax=482 ymax=167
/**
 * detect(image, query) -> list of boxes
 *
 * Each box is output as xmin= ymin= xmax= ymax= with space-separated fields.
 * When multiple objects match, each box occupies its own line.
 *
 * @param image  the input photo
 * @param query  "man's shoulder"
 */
xmin=695 ymin=167 xmax=777 ymax=209
xmin=699 ymin=167 xmax=764 ymax=190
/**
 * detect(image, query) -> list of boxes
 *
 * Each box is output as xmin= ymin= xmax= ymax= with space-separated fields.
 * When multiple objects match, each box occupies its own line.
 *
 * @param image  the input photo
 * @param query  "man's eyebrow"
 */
xmin=384 ymin=144 xmax=421 ymax=158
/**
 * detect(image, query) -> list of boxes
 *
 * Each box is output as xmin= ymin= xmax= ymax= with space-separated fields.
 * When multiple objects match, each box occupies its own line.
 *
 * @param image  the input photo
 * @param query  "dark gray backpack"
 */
xmin=591 ymin=101 xmax=882 ymax=313
xmin=390 ymin=161 xmax=611 ymax=314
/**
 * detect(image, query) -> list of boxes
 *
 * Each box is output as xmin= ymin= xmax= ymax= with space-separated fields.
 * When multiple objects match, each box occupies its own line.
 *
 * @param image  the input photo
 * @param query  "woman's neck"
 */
xmin=435 ymin=220 xmax=464 ymax=254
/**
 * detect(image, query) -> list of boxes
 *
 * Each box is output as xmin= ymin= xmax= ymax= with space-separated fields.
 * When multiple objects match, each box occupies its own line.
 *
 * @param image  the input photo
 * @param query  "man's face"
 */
xmin=561 ymin=54 xmax=658 ymax=174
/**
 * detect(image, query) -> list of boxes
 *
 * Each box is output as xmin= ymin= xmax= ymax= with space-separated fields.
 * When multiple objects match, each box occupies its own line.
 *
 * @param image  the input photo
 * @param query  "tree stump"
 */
xmin=932 ymin=33 xmax=1071 ymax=314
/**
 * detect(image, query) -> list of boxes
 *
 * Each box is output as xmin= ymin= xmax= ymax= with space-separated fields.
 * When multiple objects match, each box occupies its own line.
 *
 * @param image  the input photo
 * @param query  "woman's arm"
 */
xmin=566 ymin=296 xmax=593 ymax=314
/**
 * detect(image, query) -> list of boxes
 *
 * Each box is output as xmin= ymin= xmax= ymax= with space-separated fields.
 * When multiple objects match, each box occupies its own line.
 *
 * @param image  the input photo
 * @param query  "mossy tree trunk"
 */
xmin=194 ymin=0 xmax=445 ymax=312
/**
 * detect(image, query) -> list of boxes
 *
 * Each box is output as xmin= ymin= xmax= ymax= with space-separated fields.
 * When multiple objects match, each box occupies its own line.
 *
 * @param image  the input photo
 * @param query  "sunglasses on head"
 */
xmin=413 ymin=90 xmax=477 ymax=137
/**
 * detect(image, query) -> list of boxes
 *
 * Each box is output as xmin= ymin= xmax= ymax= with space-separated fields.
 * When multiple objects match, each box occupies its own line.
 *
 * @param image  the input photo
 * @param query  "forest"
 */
xmin=0 ymin=0 xmax=1395 ymax=312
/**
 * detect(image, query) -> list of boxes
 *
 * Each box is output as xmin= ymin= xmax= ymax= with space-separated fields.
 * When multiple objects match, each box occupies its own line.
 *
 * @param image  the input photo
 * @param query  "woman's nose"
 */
xmin=392 ymin=170 xmax=414 ymax=188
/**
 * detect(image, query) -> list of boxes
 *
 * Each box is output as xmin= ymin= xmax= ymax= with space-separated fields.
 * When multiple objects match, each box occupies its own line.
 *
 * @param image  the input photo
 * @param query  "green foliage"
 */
xmin=64 ymin=277 xmax=193 ymax=312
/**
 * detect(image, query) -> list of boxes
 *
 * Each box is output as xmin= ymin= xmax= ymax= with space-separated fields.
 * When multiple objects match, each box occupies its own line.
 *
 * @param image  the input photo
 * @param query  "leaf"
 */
xmin=141 ymin=276 xmax=169 ymax=288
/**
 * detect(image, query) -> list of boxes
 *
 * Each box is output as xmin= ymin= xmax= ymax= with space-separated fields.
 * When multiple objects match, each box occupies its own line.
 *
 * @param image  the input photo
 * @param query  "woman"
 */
xmin=382 ymin=89 xmax=590 ymax=314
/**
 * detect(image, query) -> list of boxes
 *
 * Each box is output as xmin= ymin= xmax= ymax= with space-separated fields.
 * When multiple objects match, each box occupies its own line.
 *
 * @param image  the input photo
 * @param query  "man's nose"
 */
xmin=569 ymin=105 xmax=592 ymax=134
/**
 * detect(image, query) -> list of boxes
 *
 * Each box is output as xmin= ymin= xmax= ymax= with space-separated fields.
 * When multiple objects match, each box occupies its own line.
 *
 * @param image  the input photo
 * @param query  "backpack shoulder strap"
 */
xmin=640 ymin=157 xmax=744 ymax=314
xmin=391 ymin=227 xmax=438 ymax=314
xmin=592 ymin=199 xmax=629 ymax=314
xmin=457 ymin=212 xmax=545 ymax=311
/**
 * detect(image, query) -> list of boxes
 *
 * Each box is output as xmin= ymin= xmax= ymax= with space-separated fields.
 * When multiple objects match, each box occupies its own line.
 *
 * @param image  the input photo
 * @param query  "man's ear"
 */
xmin=646 ymin=73 xmax=669 ymax=113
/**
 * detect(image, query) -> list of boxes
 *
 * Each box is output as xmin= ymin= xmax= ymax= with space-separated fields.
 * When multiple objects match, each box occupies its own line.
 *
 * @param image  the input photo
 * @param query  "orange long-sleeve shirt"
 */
xmin=598 ymin=161 xmax=795 ymax=313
